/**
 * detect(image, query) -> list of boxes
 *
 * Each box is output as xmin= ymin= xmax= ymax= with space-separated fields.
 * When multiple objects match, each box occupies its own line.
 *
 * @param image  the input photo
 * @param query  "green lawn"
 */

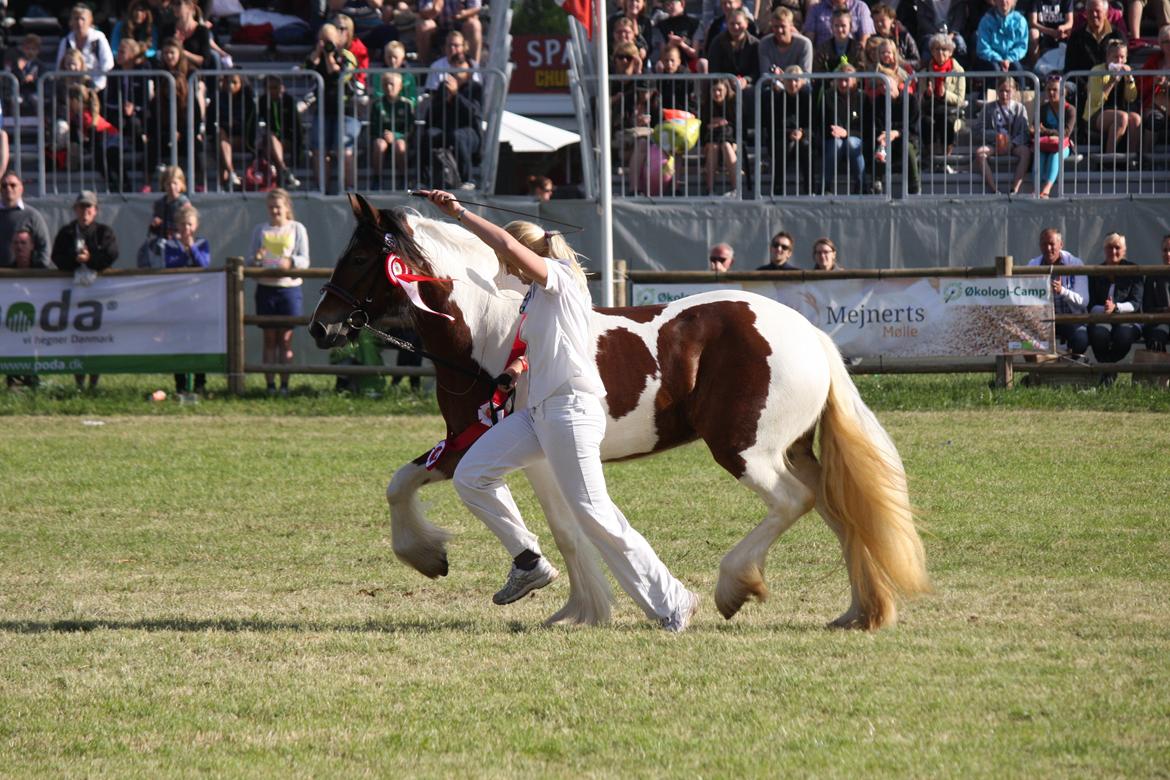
xmin=1 ymin=404 xmax=1168 ymax=776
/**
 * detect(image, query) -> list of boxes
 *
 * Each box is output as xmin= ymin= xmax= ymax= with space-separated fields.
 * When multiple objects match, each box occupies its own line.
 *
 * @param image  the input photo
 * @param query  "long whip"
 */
xmin=407 ymin=190 xmax=585 ymax=234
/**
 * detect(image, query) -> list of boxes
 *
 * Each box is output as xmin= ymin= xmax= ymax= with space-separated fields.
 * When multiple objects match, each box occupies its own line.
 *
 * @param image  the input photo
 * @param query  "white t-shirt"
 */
xmin=518 ymin=258 xmax=606 ymax=407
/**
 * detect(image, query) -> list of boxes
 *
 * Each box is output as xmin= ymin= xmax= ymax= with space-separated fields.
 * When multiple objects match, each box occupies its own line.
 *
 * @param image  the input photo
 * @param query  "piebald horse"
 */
xmin=309 ymin=194 xmax=929 ymax=629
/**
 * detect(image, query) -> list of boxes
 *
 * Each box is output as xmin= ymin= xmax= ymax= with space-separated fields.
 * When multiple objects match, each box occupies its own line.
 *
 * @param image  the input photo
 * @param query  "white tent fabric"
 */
xmin=497 ymin=111 xmax=581 ymax=153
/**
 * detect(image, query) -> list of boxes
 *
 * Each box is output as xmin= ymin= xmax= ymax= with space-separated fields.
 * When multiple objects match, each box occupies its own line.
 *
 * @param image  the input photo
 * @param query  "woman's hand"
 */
xmin=421 ymin=189 xmax=463 ymax=219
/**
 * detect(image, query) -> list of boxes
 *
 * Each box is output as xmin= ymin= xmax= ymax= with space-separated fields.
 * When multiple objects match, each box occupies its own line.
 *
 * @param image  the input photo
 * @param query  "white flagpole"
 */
xmin=594 ymin=3 xmax=615 ymax=306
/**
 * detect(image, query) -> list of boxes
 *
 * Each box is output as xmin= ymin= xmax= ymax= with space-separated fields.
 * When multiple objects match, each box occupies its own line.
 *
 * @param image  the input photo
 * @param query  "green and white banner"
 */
xmin=0 ymin=274 xmax=226 ymax=374
xmin=631 ymin=277 xmax=1055 ymax=357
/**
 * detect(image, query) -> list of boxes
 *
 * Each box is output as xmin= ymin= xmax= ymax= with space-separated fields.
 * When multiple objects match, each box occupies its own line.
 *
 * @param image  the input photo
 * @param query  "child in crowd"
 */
xmin=8 ymin=34 xmax=42 ymax=110
xmin=370 ymin=71 xmax=414 ymax=189
xmin=150 ymin=166 xmax=191 ymax=239
xmin=700 ymin=77 xmax=737 ymax=195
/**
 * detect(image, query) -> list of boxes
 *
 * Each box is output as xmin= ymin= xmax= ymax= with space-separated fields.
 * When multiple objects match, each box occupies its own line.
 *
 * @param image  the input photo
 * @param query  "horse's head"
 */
xmin=309 ymin=193 xmax=434 ymax=349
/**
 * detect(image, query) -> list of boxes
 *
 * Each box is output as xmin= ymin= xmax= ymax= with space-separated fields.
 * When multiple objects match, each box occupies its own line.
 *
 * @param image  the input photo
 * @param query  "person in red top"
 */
xmin=333 ymin=13 xmax=369 ymax=86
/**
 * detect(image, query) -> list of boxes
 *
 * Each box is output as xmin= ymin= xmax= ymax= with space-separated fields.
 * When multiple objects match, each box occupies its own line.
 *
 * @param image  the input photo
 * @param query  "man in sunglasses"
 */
xmin=756 ymin=230 xmax=802 ymax=270
xmin=0 ymin=172 xmax=52 ymax=269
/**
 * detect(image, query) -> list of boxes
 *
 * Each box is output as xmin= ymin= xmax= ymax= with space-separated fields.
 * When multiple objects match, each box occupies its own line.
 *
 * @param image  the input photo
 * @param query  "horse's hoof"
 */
xmin=715 ymin=570 xmax=768 ymax=620
xmin=436 ymin=552 xmax=449 ymax=577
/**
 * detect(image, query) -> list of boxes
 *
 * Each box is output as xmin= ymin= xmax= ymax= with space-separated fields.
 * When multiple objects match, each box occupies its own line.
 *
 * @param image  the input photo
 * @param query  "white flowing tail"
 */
xmin=816 ymin=331 xmax=930 ymax=629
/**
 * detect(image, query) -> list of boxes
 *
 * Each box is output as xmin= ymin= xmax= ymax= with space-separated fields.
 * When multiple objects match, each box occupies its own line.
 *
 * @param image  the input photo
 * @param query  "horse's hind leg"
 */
xmin=785 ymin=436 xmax=867 ymax=629
xmin=714 ymin=434 xmax=818 ymax=620
xmin=524 ymin=460 xmax=613 ymax=626
xmin=387 ymin=460 xmax=454 ymax=579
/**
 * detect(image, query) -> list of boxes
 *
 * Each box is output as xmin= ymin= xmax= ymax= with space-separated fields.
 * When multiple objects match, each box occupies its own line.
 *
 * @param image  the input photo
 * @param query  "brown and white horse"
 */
xmin=309 ymin=194 xmax=929 ymax=629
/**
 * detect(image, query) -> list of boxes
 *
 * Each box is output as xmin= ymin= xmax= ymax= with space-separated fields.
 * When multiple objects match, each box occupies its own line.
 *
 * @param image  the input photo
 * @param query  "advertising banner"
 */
xmin=0 ymin=274 xmax=227 ymax=374
xmin=630 ymin=277 xmax=1054 ymax=357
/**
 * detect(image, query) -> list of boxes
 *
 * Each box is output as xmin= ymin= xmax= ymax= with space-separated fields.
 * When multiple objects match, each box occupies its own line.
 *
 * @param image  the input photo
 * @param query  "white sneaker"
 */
xmin=492 ymin=558 xmax=558 ymax=605
xmin=944 ymin=164 xmax=959 ymax=175
xmin=661 ymin=590 xmax=700 ymax=633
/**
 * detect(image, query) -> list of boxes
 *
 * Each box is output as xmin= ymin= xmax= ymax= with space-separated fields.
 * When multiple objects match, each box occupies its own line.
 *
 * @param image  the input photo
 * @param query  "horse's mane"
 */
xmin=402 ymin=210 xmax=526 ymax=301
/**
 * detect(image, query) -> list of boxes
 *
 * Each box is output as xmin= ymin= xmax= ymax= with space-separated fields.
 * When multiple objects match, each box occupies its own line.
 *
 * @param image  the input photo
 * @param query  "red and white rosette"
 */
xmin=386 ymin=254 xmax=455 ymax=322
xmin=424 ymin=439 xmax=447 ymax=470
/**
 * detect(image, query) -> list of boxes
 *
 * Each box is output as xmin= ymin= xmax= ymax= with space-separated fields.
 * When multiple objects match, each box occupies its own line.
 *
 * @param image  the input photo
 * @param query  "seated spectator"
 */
xmin=57 ymin=4 xmax=115 ymax=92
xmin=206 ymin=72 xmax=258 ymax=190
xmin=813 ymin=8 xmax=864 ymax=72
xmin=703 ymin=0 xmax=760 ymax=57
xmin=250 ymin=188 xmax=310 ymax=397
xmin=306 ymin=24 xmax=361 ymax=191
xmin=1028 ymin=0 xmax=1073 ymax=65
xmin=973 ymin=76 xmax=1032 ymax=194
xmin=1088 ymin=232 xmax=1144 ymax=377
xmin=55 ymin=84 xmax=118 ymax=177
xmin=1140 ymin=38 xmax=1170 ymax=152
xmin=804 ymin=0 xmax=874 ymax=49
xmin=1143 ymin=233 xmax=1170 ymax=351
xmin=1065 ymin=0 xmax=1126 ymax=76
xmin=147 ymin=37 xmax=198 ymax=182
xmin=1026 ymin=227 xmax=1089 ymax=358
xmin=111 ymin=0 xmax=159 ymax=60
xmin=152 ymin=0 xmax=179 ymax=40
xmin=1034 ymin=74 xmax=1076 ymax=198
xmin=172 ymin=0 xmax=213 ymax=70
xmin=0 ymin=172 xmax=53 ymax=269
xmin=872 ymin=3 xmax=922 ymax=71
xmin=651 ymin=0 xmax=702 ymax=68
xmin=150 ymin=165 xmax=191 ymax=239
xmin=333 ymin=13 xmax=370 ymax=87
xmin=425 ymin=30 xmax=481 ymax=92
xmin=897 ymin=0 xmax=969 ymax=64
xmin=1128 ymin=0 xmax=1168 ymax=44
xmin=614 ymin=16 xmax=651 ymax=67
xmin=529 ymin=175 xmax=555 ymax=201
xmin=708 ymin=242 xmax=735 ymax=271
xmin=974 ymin=0 xmax=1029 ymax=73
xmin=759 ymin=7 xmax=814 ymax=77
xmin=757 ymin=230 xmax=799 ymax=269
xmin=421 ymin=68 xmax=484 ymax=186
xmin=51 ymin=191 xmax=119 ymax=391
xmin=700 ymin=77 xmax=739 ymax=194
xmin=256 ymin=76 xmax=304 ymax=190
xmin=370 ymin=72 xmax=414 ymax=189
xmin=610 ymin=42 xmax=654 ymax=160
xmin=921 ymin=33 xmax=966 ymax=165
xmin=611 ymin=0 xmax=655 ymax=53
xmin=708 ymin=7 xmax=760 ymax=93
xmin=813 ymin=237 xmax=842 ymax=269
xmin=866 ymin=66 xmax=921 ymax=195
xmin=657 ymin=44 xmax=697 ymax=113
xmin=817 ymin=63 xmax=870 ymax=194
xmin=768 ymin=66 xmax=815 ymax=194
xmin=375 ymin=41 xmax=419 ymax=106
xmin=93 ymin=49 xmax=147 ymax=193
xmin=1085 ymin=39 xmax=1143 ymax=154
xmin=8 ymin=34 xmax=43 ymax=112
xmin=418 ymin=0 xmax=484 ymax=64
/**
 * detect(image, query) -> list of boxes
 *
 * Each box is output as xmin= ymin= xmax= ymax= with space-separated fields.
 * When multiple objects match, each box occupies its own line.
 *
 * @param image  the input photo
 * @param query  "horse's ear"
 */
xmin=348 ymin=192 xmax=382 ymax=228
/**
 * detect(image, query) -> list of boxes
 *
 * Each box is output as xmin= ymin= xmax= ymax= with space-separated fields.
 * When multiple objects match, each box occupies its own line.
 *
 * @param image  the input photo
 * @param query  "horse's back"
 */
xmin=591 ymin=290 xmax=833 ymax=464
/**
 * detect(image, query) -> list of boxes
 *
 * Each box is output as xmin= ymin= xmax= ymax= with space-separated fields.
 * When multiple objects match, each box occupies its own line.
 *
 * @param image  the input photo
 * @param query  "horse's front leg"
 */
xmin=523 ymin=461 xmax=613 ymax=626
xmin=387 ymin=456 xmax=455 ymax=579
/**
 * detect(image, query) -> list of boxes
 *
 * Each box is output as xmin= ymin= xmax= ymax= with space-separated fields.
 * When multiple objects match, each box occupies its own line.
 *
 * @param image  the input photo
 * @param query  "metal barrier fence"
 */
xmin=188 ymin=69 xmax=325 ymax=195
xmin=754 ymin=72 xmax=894 ymax=198
xmin=37 ymin=69 xmax=177 ymax=196
xmin=0 ymin=72 xmax=22 ymax=179
xmin=586 ymin=72 xmax=745 ymax=199
xmin=1058 ymin=68 xmax=1170 ymax=198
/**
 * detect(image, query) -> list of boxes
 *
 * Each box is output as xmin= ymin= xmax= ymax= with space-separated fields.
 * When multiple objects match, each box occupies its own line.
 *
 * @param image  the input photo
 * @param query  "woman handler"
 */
xmin=422 ymin=189 xmax=699 ymax=632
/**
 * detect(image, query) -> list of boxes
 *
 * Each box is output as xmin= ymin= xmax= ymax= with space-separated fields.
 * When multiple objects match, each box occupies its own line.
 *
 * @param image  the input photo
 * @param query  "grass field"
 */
xmin=1 ymin=379 xmax=1169 ymax=776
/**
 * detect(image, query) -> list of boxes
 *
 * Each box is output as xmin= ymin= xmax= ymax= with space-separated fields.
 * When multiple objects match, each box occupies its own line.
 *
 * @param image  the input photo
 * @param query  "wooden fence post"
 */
xmin=226 ymin=257 xmax=247 ymax=395
xmin=615 ymin=259 xmax=627 ymax=306
xmin=994 ymin=255 xmax=1014 ymax=389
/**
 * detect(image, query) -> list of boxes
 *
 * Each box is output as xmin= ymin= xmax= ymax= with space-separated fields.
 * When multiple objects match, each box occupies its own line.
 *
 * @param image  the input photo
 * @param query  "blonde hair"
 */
xmin=504 ymin=221 xmax=588 ymax=293
xmin=175 ymin=203 xmax=199 ymax=228
xmin=385 ymin=40 xmax=406 ymax=63
xmin=159 ymin=165 xmax=187 ymax=192
xmin=268 ymin=187 xmax=294 ymax=219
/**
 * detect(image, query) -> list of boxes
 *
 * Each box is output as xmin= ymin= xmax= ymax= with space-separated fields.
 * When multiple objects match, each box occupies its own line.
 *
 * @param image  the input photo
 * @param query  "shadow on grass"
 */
xmin=0 ymin=616 xmax=475 ymax=634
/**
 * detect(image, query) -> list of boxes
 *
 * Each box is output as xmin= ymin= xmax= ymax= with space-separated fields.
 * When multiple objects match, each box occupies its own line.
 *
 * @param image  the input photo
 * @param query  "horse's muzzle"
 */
xmin=309 ymin=319 xmax=348 ymax=349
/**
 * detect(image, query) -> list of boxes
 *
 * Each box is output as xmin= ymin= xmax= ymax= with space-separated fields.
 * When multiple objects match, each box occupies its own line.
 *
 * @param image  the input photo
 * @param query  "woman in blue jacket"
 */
xmin=974 ymin=0 xmax=1028 ymax=73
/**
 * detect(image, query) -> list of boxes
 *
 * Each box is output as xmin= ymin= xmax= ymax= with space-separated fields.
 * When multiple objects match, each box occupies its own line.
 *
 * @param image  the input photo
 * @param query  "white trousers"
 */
xmin=453 ymin=390 xmax=690 ymax=621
